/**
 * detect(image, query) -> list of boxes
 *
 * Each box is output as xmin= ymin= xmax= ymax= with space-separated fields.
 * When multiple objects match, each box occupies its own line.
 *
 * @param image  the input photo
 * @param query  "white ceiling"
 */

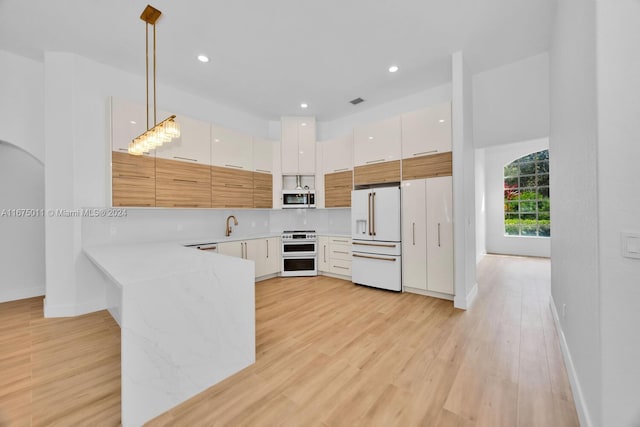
xmin=0 ymin=0 xmax=556 ymax=121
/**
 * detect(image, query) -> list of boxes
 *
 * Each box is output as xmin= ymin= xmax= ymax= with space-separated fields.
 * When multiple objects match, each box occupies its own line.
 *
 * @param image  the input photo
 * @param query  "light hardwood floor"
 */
xmin=0 ymin=255 xmax=579 ymax=426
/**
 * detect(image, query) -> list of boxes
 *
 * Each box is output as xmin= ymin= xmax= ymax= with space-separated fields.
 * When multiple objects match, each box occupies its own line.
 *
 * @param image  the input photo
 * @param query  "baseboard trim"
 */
xmin=549 ymin=295 xmax=593 ymax=427
xmin=43 ymin=296 xmax=107 ymax=318
xmin=0 ymin=285 xmax=45 ymax=303
xmin=403 ymin=286 xmax=454 ymax=301
xmin=454 ymin=282 xmax=478 ymax=310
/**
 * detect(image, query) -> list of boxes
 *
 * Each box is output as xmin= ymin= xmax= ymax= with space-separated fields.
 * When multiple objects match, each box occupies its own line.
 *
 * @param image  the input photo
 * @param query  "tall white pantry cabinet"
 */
xmin=401 ymin=176 xmax=454 ymax=295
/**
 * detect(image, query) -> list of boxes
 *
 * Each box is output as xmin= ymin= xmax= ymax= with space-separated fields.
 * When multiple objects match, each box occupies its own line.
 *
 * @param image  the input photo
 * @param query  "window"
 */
xmin=504 ymin=149 xmax=550 ymax=237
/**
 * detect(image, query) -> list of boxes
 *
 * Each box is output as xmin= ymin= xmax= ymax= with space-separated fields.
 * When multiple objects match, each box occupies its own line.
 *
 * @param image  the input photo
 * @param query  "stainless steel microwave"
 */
xmin=282 ymin=190 xmax=316 ymax=209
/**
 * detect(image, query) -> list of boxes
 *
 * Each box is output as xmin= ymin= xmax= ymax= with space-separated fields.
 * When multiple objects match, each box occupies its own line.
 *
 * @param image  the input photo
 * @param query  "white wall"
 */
xmin=317 ymin=83 xmax=451 ymax=141
xmin=0 ymin=51 xmax=44 ymax=162
xmin=0 ymin=142 xmax=45 ymax=302
xmin=596 ymin=1 xmax=640 ymax=425
xmin=549 ymin=0 xmax=601 ymax=425
xmin=42 ymin=52 xmax=273 ymax=317
xmin=451 ymin=51 xmax=477 ymax=309
xmin=484 ymin=138 xmax=550 ymax=258
xmin=475 ymin=149 xmax=486 ymax=263
xmin=473 ymin=53 xmax=549 ymax=148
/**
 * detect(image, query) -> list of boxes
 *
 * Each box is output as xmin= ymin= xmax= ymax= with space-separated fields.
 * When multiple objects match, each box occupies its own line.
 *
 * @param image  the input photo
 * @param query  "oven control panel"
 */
xmin=281 ymin=231 xmax=317 ymax=241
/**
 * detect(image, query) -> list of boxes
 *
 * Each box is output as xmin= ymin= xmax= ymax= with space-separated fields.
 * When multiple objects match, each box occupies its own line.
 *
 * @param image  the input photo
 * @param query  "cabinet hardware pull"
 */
xmin=438 ymin=223 xmax=441 ymax=247
xmin=353 ymin=242 xmax=396 ymax=248
xmin=413 ymin=150 xmax=437 ymax=156
xmin=334 ymin=168 xmax=349 ymax=172
xmin=333 ymin=239 xmax=348 ymax=243
xmin=333 ymin=265 xmax=349 ymax=270
xmin=256 ymin=169 xmax=270 ymax=173
xmin=117 ymin=148 xmax=129 ymax=152
xmin=224 ymin=183 xmax=243 ymax=187
xmin=323 ymin=245 xmax=327 ymax=263
xmin=353 ymin=254 xmax=396 ymax=262
xmin=173 ymin=179 xmax=198 ymax=183
xmin=412 ymin=222 xmax=415 ymax=245
xmin=173 ymin=204 xmax=197 ymax=207
xmin=266 ymin=240 xmax=269 ymax=258
xmin=174 ymin=156 xmax=198 ymax=162
xmin=225 ymin=164 xmax=243 ymax=169
xmin=334 ymin=251 xmax=349 ymax=254
xmin=365 ymin=159 xmax=385 ymax=164
xmin=117 ymin=174 xmax=150 ymax=179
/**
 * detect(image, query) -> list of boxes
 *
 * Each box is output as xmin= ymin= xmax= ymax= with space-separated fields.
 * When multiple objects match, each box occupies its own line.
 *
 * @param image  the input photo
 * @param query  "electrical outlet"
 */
xmin=562 ymin=303 xmax=567 ymax=318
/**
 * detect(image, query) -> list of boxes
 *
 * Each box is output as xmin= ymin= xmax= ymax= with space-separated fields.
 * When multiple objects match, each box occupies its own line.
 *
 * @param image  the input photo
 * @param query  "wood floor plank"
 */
xmin=0 ymin=255 xmax=580 ymax=426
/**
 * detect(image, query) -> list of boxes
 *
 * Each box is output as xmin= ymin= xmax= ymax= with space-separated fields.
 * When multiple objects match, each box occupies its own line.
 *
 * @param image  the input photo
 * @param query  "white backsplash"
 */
xmin=82 ymin=207 xmax=351 ymax=247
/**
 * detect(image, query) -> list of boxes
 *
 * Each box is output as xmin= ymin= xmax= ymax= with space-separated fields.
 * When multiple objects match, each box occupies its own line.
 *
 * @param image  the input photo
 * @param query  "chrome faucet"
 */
xmin=225 ymin=215 xmax=238 ymax=237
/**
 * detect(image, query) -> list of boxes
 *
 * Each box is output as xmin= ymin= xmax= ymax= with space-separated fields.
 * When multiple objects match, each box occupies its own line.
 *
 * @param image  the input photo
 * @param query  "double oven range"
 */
xmin=281 ymin=230 xmax=317 ymax=277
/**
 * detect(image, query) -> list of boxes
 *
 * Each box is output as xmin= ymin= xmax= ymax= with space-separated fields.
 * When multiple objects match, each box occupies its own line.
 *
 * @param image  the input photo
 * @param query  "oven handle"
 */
xmin=353 ymin=254 xmax=396 ymax=262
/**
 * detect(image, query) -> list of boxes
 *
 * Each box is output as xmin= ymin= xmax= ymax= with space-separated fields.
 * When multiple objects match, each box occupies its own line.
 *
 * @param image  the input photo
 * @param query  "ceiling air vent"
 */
xmin=349 ymin=97 xmax=365 ymax=105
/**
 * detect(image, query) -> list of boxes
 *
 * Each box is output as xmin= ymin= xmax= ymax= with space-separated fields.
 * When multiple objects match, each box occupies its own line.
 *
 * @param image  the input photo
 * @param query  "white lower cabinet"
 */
xmin=401 ymin=176 xmax=453 ymax=296
xmin=319 ymin=236 xmax=352 ymax=277
xmin=218 ymin=237 xmax=280 ymax=279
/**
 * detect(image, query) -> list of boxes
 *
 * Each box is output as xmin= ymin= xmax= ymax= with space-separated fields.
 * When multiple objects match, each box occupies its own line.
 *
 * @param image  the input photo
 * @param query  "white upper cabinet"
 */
xmin=401 ymin=101 xmax=452 ymax=158
xmin=110 ymin=97 xmax=149 ymax=155
xmin=321 ymin=133 xmax=354 ymax=174
xmin=210 ymin=125 xmax=253 ymax=170
xmin=353 ymin=116 xmax=401 ymax=166
xmin=281 ymin=117 xmax=316 ymax=175
xmin=252 ymin=137 xmax=274 ymax=174
xmin=156 ymin=115 xmax=211 ymax=164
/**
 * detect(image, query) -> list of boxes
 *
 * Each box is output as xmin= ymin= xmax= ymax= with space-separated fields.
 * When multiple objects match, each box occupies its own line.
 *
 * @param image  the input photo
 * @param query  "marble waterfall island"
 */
xmin=84 ymin=242 xmax=255 ymax=427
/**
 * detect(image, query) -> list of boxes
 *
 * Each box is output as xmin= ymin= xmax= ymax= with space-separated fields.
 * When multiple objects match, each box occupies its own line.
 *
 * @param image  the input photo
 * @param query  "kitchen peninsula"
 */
xmin=84 ymin=242 xmax=255 ymax=427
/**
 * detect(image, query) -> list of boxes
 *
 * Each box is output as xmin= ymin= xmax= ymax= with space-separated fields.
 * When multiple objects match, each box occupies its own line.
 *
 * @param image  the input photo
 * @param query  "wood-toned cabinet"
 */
xmin=401 ymin=102 xmax=452 ymax=158
xmin=156 ymin=158 xmax=211 ymax=208
xmin=353 ymin=116 xmax=401 ymax=167
xmin=211 ymin=165 xmax=253 ymax=208
xmin=253 ymin=172 xmax=273 ymax=208
xmin=211 ymin=125 xmax=253 ymax=170
xmin=281 ymin=117 xmax=316 ymax=174
xmin=401 ymin=176 xmax=453 ymax=295
xmin=324 ymin=170 xmax=352 ymax=207
xmin=354 ymin=160 xmax=401 ymax=186
xmin=112 ymin=151 xmax=156 ymax=207
xmin=218 ymin=237 xmax=280 ymax=279
xmin=156 ymin=115 xmax=211 ymax=164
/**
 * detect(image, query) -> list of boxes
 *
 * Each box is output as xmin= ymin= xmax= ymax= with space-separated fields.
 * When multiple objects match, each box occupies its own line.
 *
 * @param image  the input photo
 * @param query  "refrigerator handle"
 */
xmin=368 ymin=192 xmax=372 ymax=235
xmin=372 ymin=192 xmax=376 ymax=236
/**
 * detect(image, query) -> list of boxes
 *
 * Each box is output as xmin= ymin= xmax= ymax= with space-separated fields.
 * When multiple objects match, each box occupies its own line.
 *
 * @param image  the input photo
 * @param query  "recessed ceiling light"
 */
xmin=300 ymin=103 xmax=308 ymax=109
xmin=300 ymin=122 xmax=307 ymax=127
xmin=129 ymin=120 xmax=137 ymax=125
xmin=214 ymin=138 xmax=220 ymax=142
xmin=388 ymin=65 xmax=399 ymax=73
xmin=368 ymin=136 xmax=374 ymax=140
xmin=197 ymin=54 xmax=210 ymax=63
xmin=438 ymin=119 xmax=445 ymax=123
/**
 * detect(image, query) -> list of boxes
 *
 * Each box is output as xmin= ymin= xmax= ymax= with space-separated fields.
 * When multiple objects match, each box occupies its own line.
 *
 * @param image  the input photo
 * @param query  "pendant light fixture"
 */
xmin=128 ymin=4 xmax=180 ymax=155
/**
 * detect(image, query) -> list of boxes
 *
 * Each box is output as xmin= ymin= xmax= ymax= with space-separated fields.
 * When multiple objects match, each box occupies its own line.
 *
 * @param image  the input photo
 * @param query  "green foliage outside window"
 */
xmin=504 ymin=150 xmax=550 ymax=237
